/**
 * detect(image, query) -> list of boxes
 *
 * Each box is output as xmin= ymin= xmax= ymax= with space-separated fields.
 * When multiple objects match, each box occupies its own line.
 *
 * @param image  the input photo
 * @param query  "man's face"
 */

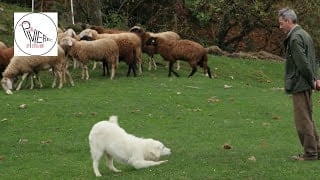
xmin=278 ymin=16 xmax=292 ymax=34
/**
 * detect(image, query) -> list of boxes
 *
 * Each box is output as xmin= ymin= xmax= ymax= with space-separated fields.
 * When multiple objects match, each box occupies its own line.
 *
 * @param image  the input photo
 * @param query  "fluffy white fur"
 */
xmin=88 ymin=115 xmax=171 ymax=177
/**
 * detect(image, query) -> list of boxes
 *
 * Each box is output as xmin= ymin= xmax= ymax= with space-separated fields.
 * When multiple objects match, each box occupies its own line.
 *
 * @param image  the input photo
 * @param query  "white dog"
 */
xmin=88 ymin=115 xmax=171 ymax=177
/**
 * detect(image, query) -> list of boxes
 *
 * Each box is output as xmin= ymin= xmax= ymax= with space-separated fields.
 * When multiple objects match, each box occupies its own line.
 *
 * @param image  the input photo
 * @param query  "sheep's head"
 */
xmin=145 ymin=37 xmax=158 ymax=46
xmin=80 ymin=36 xmax=95 ymax=41
xmin=1 ymin=77 xmax=13 ymax=95
xmin=64 ymin=28 xmax=77 ymax=38
xmin=129 ymin=26 xmax=144 ymax=33
xmin=79 ymin=29 xmax=97 ymax=40
xmin=90 ymin=25 xmax=105 ymax=34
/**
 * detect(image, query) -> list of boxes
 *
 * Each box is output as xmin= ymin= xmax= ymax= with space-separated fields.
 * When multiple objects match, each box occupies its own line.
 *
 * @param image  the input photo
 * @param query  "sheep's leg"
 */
xmin=206 ymin=66 xmax=212 ymax=79
xmin=92 ymin=61 xmax=97 ymax=70
xmin=148 ymin=56 xmax=152 ymax=71
xmin=29 ymin=74 xmax=34 ymax=89
xmin=188 ymin=65 xmax=197 ymax=78
xmin=57 ymin=70 xmax=63 ymax=88
xmin=64 ymin=68 xmax=75 ymax=86
xmin=84 ymin=65 xmax=89 ymax=80
xmin=176 ymin=60 xmax=180 ymax=71
xmin=110 ymin=63 xmax=116 ymax=80
xmin=16 ymin=72 xmax=29 ymax=91
xmin=168 ymin=61 xmax=179 ymax=77
xmin=51 ymin=71 xmax=57 ymax=88
xmin=127 ymin=64 xmax=132 ymax=77
xmin=36 ymin=73 xmax=43 ymax=88
xmin=73 ymin=58 xmax=78 ymax=69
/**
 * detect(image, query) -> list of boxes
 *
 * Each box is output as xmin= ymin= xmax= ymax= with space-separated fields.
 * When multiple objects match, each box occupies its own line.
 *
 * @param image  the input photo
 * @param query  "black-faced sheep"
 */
xmin=59 ymin=36 xmax=119 ymax=80
xmin=1 ymin=46 xmax=74 ymax=94
xmin=145 ymin=37 xmax=212 ymax=78
xmin=79 ymin=29 xmax=141 ymax=77
xmin=129 ymin=26 xmax=181 ymax=71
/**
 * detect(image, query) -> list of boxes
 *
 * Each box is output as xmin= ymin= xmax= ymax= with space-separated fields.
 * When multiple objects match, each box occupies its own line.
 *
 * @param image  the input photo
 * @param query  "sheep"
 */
xmin=79 ymin=29 xmax=142 ymax=77
xmin=1 ymin=46 xmax=74 ymax=95
xmin=59 ymin=36 xmax=119 ymax=80
xmin=0 ymin=46 xmax=43 ymax=90
xmin=145 ymin=36 xmax=212 ymax=79
xmin=90 ymin=25 xmax=126 ymax=34
xmin=129 ymin=26 xmax=181 ymax=71
xmin=0 ymin=47 xmax=14 ymax=78
xmin=57 ymin=28 xmax=81 ymax=70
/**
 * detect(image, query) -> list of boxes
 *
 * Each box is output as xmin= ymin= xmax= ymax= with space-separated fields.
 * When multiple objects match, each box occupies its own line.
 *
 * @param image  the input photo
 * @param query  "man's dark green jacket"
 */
xmin=284 ymin=25 xmax=318 ymax=94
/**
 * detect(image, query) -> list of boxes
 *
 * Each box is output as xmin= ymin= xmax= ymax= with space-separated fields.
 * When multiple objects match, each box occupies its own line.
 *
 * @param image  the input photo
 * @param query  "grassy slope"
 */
xmin=1 ymin=2 xmax=320 ymax=180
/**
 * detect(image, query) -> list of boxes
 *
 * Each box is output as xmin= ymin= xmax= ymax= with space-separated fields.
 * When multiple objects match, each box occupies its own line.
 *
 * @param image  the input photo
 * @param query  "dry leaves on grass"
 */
xmin=248 ymin=156 xmax=257 ymax=162
xmin=223 ymin=143 xmax=232 ymax=150
xmin=41 ymin=139 xmax=52 ymax=144
xmin=19 ymin=139 xmax=28 ymax=144
xmin=19 ymin=104 xmax=27 ymax=109
xmin=208 ymin=96 xmax=220 ymax=103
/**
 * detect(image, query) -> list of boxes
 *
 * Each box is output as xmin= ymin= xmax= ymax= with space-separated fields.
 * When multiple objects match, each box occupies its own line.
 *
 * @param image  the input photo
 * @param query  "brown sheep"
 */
xmin=79 ymin=29 xmax=142 ymax=77
xmin=129 ymin=26 xmax=181 ymax=71
xmin=145 ymin=37 xmax=212 ymax=78
xmin=90 ymin=25 xmax=126 ymax=34
xmin=0 ymin=47 xmax=14 ymax=78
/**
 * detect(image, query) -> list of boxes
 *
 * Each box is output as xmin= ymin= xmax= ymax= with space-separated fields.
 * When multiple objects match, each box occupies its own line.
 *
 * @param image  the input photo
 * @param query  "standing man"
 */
xmin=278 ymin=7 xmax=320 ymax=160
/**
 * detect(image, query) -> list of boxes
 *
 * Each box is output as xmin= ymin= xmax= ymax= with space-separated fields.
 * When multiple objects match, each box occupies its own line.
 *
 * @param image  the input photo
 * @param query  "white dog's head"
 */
xmin=143 ymin=139 xmax=171 ymax=161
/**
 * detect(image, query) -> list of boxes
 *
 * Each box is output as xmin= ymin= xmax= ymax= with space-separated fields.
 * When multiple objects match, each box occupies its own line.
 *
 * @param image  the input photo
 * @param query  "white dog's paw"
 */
xmin=158 ymin=160 xmax=168 ymax=164
xmin=95 ymin=173 xmax=102 ymax=177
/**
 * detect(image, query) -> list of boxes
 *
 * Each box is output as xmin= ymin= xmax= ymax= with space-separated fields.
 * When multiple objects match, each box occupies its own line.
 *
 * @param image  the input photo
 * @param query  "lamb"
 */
xmin=79 ymin=29 xmax=142 ymax=76
xmin=59 ymin=36 xmax=119 ymax=80
xmin=145 ymin=36 xmax=212 ymax=78
xmin=1 ymin=46 xmax=74 ymax=94
xmin=129 ymin=26 xmax=181 ymax=71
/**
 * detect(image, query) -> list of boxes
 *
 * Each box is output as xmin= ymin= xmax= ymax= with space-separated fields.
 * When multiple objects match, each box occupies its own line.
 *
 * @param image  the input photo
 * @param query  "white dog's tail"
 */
xmin=109 ymin=115 xmax=119 ymax=125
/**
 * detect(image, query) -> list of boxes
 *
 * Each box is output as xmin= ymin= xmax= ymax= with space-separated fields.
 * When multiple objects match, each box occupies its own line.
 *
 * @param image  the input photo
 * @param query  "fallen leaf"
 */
xmin=41 ymin=139 xmax=52 ymax=144
xmin=223 ymin=143 xmax=232 ymax=150
xmin=248 ymin=156 xmax=256 ymax=162
xmin=224 ymin=84 xmax=232 ymax=89
xmin=19 ymin=139 xmax=28 ymax=144
xmin=19 ymin=104 xmax=27 ymax=109
xmin=208 ymin=96 xmax=220 ymax=103
xmin=272 ymin=115 xmax=280 ymax=120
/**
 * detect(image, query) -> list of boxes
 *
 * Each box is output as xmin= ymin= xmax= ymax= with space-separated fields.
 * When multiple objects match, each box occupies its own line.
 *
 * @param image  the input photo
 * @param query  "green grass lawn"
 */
xmin=1 ymin=55 xmax=320 ymax=179
xmin=2 ymin=2 xmax=320 ymax=179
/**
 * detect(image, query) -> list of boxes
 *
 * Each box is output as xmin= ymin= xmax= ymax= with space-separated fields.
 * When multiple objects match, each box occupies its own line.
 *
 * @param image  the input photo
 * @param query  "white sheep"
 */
xmin=145 ymin=36 xmax=212 ymax=79
xmin=1 ymin=46 xmax=74 ymax=94
xmin=59 ymin=36 xmax=119 ymax=80
xmin=79 ymin=29 xmax=142 ymax=76
xmin=129 ymin=26 xmax=181 ymax=71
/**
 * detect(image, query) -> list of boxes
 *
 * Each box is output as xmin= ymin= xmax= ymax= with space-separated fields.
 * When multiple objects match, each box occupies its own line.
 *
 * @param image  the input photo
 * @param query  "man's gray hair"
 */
xmin=278 ymin=8 xmax=298 ymax=24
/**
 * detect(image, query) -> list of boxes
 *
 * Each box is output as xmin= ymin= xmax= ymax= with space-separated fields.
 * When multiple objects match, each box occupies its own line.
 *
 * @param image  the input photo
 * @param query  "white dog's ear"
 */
xmin=109 ymin=115 xmax=119 ymax=125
